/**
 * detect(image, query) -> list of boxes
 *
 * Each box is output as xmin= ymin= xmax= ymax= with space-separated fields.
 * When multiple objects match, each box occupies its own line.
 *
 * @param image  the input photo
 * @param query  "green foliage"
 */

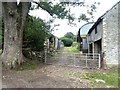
xmin=62 ymin=32 xmax=77 ymax=42
xmin=73 ymin=35 xmax=76 ymax=41
xmin=71 ymin=42 xmax=80 ymax=50
xmin=33 ymin=1 xmax=99 ymax=24
xmin=81 ymin=71 xmax=118 ymax=87
xmin=65 ymin=67 xmax=119 ymax=88
xmin=78 ymin=14 xmax=90 ymax=22
xmin=65 ymin=47 xmax=79 ymax=53
xmin=23 ymin=16 xmax=49 ymax=51
xmin=64 ymin=42 xmax=80 ymax=53
xmin=34 ymin=2 xmax=69 ymax=20
xmin=64 ymin=32 xmax=74 ymax=40
xmin=77 ymin=2 xmax=100 ymax=22
xmin=61 ymin=32 xmax=77 ymax=47
xmin=61 ymin=37 xmax=73 ymax=47
xmin=15 ymin=60 xmax=40 ymax=71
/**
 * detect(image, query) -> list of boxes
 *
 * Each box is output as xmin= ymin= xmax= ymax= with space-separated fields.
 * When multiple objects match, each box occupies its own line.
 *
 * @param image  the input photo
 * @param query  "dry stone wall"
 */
xmin=102 ymin=2 xmax=119 ymax=64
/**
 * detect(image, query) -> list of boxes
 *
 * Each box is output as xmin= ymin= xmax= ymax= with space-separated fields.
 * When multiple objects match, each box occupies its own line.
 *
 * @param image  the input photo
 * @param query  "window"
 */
xmin=95 ymin=26 xmax=97 ymax=34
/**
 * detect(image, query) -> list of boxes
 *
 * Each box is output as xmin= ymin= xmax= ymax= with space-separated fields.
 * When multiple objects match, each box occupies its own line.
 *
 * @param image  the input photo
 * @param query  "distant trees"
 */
xmin=61 ymin=37 xmax=73 ymax=47
xmin=61 ymin=32 xmax=75 ymax=47
xmin=64 ymin=32 xmax=74 ymax=40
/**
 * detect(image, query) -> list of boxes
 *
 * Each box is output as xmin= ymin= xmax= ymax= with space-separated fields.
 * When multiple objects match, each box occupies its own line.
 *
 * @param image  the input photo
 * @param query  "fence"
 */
xmin=45 ymin=50 xmax=101 ymax=69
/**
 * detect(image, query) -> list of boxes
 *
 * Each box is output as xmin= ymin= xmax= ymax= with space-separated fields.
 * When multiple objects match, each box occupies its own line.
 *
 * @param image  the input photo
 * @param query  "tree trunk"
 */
xmin=1 ymin=2 xmax=30 ymax=69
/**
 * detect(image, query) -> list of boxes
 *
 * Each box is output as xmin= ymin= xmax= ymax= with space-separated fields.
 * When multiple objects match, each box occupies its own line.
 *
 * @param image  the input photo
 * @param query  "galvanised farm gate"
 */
xmin=45 ymin=51 xmax=101 ymax=69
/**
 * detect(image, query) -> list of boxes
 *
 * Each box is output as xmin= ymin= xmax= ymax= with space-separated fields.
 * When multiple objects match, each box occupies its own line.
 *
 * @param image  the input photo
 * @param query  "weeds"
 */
xmin=15 ymin=60 xmax=40 ymax=71
xmin=64 ymin=42 xmax=80 ymax=53
xmin=64 ymin=67 xmax=119 ymax=88
xmin=82 ymin=71 xmax=118 ymax=87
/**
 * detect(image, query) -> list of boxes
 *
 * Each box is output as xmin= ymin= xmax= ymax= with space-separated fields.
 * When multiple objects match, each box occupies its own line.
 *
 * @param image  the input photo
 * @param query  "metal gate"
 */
xmin=45 ymin=51 xmax=101 ymax=69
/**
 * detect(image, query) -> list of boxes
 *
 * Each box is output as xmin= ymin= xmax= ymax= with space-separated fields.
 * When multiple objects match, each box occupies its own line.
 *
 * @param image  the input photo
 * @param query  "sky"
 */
xmin=29 ymin=0 xmax=120 ymax=38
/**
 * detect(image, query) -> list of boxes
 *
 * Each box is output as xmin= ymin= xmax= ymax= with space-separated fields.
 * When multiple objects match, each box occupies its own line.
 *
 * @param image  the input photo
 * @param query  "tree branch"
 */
xmin=33 ymin=1 xmax=53 ymax=16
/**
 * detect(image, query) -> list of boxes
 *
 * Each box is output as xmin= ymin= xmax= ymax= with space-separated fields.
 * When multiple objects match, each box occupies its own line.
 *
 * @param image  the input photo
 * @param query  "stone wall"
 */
xmin=94 ymin=42 xmax=98 ymax=53
xmin=118 ymin=3 xmax=120 ymax=66
xmin=102 ymin=2 xmax=119 ymax=64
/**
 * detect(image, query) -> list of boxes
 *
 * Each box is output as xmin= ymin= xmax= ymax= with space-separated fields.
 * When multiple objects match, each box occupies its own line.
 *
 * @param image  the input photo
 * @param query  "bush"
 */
xmin=71 ymin=42 xmax=80 ymax=50
xmin=61 ymin=37 xmax=73 ymax=47
xmin=23 ymin=16 xmax=49 ymax=51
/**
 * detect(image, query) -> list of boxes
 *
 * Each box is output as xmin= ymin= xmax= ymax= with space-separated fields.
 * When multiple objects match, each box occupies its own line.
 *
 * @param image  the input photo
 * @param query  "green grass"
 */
xmin=81 ymin=71 xmax=118 ymax=87
xmin=64 ymin=42 xmax=80 ymax=53
xmin=64 ymin=67 xmax=119 ymax=88
xmin=65 ymin=47 xmax=80 ymax=53
xmin=15 ymin=60 xmax=40 ymax=71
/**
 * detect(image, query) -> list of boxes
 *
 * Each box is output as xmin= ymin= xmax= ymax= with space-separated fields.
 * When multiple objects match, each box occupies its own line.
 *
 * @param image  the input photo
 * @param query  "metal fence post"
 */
xmin=74 ymin=53 xmax=75 ymax=66
xmin=98 ymin=54 xmax=101 ymax=69
xmin=86 ymin=53 xmax=88 ymax=68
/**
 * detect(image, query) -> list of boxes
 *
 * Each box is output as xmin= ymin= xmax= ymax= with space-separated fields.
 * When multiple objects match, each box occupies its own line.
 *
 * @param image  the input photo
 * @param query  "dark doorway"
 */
xmin=95 ymin=39 xmax=102 ymax=54
xmin=89 ymin=44 xmax=92 ymax=53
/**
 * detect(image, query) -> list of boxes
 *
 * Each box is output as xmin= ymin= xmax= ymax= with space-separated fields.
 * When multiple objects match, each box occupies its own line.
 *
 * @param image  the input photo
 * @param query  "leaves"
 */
xmin=60 ymin=1 xmax=85 ymax=7
xmin=32 ymin=1 xmax=100 ymax=25
xmin=64 ymin=32 xmax=74 ymax=39
xmin=78 ymin=14 xmax=90 ymax=22
xmin=23 ymin=16 xmax=50 ymax=51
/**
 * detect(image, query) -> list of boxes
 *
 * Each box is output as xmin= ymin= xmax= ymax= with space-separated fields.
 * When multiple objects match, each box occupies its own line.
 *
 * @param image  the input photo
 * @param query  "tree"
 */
xmin=1 ymin=1 xmax=99 ymax=69
xmin=1 ymin=2 xmax=30 ymax=69
xmin=64 ymin=32 xmax=74 ymax=40
xmin=1 ymin=1 xmax=72 ymax=69
xmin=61 ymin=37 xmax=73 ymax=47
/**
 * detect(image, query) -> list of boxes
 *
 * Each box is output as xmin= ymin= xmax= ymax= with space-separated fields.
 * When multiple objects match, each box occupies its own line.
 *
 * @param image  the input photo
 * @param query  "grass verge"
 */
xmin=64 ymin=67 xmax=119 ymax=88
xmin=64 ymin=42 xmax=80 ymax=53
xmin=65 ymin=47 xmax=80 ymax=53
xmin=81 ymin=71 xmax=118 ymax=87
xmin=15 ymin=60 xmax=40 ymax=71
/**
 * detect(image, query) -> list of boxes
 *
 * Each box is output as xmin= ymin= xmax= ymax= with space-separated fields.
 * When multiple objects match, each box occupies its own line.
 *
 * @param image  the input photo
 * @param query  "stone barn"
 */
xmin=87 ymin=1 xmax=120 ymax=65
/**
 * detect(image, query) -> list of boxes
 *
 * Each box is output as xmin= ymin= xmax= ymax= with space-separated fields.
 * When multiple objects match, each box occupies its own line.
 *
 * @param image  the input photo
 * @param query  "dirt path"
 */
xmin=2 ymin=48 xmax=90 ymax=88
xmin=2 ymin=47 xmax=118 ymax=88
xmin=46 ymin=47 xmax=99 ymax=68
xmin=2 ymin=64 xmax=89 ymax=88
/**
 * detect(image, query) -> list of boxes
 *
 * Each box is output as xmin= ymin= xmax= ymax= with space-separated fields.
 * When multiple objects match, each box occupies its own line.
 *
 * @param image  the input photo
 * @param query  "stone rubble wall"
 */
xmin=118 ymin=3 xmax=120 ymax=66
xmin=102 ymin=3 xmax=119 ymax=64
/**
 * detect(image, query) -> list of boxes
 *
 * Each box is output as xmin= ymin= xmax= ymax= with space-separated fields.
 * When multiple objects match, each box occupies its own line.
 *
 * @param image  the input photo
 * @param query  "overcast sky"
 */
xmin=29 ymin=0 xmax=120 ymax=38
